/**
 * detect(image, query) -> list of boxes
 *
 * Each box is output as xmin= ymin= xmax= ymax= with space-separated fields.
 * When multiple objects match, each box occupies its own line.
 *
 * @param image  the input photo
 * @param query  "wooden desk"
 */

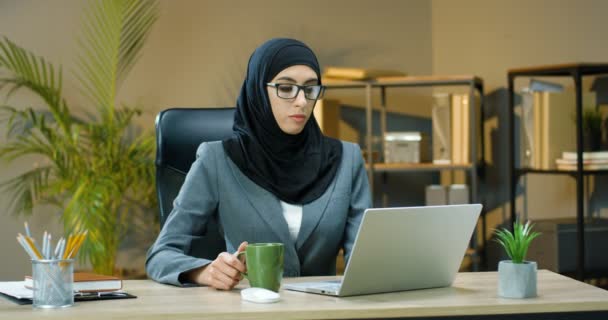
xmin=1 ymin=270 xmax=607 ymax=319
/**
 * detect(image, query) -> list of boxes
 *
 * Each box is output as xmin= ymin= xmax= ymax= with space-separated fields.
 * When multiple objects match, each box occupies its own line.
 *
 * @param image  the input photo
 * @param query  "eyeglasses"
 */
xmin=267 ymin=83 xmax=325 ymax=100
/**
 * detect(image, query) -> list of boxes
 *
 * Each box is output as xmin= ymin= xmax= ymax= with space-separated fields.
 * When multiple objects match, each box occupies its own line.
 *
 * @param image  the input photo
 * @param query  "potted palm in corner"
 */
xmin=0 ymin=0 xmax=159 ymax=275
xmin=495 ymin=220 xmax=541 ymax=298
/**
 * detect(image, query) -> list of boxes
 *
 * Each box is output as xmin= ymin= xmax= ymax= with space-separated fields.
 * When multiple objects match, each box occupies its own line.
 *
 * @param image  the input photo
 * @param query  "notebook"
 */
xmin=0 ymin=281 xmax=135 ymax=305
xmin=24 ymin=272 xmax=122 ymax=292
xmin=284 ymin=204 xmax=482 ymax=297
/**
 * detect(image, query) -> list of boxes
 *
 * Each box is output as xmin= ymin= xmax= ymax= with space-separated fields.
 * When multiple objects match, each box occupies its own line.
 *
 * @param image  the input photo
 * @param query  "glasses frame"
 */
xmin=266 ymin=82 xmax=325 ymax=100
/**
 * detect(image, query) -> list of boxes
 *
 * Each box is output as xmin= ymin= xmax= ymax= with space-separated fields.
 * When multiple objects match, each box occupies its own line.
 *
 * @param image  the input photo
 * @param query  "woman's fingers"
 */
xmin=219 ymin=252 xmax=245 ymax=277
xmin=208 ymin=265 xmax=239 ymax=290
xmin=204 ymin=264 xmax=237 ymax=290
xmin=205 ymin=250 xmax=249 ymax=289
xmin=235 ymin=242 xmax=248 ymax=263
xmin=202 ymin=244 xmax=253 ymax=290
xmin=236 ymin=241 xmax=248 ymax=253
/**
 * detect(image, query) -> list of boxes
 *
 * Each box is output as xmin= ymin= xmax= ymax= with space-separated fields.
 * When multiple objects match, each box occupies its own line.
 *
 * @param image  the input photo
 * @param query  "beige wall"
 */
xmin=432 ymin=0 xmax=608 ymax=238
xmin=122 ymin=0 xmax=433 ymax=126
xmin=0 ymin=0 xmax=432 ymax=279
xmin=3 ymin=0 xmax=607 ymax=280
xmin=432 ymin=0 xmax=608 ymax=91
xmin=0 ymin=1 xmax=83 ymax=281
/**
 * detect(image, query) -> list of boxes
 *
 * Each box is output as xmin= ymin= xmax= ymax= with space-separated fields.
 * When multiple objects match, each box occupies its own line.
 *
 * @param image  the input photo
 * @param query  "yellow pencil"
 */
xmin=68 ymin=231 xmax=88 ymax=259
xmin=22 ymin=235 xmax=43 ymax=259
xmin=66 ymin=234 xmax=80 ymax=259
xmin=63 ymin=235 xmax=74 ymax=260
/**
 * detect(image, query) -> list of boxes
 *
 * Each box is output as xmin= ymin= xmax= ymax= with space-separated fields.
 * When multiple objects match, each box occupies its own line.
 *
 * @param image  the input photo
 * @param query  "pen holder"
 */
xmin=32 ymin=259 xmax=74 ymax=308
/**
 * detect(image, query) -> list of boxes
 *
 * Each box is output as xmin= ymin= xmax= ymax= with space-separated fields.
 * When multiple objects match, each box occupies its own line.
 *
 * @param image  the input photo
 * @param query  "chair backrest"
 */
xmin=155 ymin=107 xmax=236 ymax=259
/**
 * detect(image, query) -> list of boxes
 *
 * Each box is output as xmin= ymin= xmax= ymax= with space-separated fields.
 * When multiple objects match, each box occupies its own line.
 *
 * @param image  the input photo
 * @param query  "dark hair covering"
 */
xmin=222 ymin=38 xmax=342 ymax=204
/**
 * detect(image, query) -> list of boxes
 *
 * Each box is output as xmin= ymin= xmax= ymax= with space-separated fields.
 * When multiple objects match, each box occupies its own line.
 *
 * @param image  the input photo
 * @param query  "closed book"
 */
xmin=449 ymin=93 xmax=481 ymax=165
xmin=556 ymin=163 xmax=608 ymax=171
xmin=450 ymin=94 xmax=463 ymax=164
xmin=322 ymin=66 xmax=406 ymax=80
xmin=536 ymin=91 xmax=596 ymax=169
xmin=520 ymin=90 xmax=536 ymax=168
xmin=461 ymin=94 xmax=470 ymax=164
xmin=529 ymin=78 xmax=564 ymax=92
xmin=25 ymin=272 xmax=122 ymax=292
xmin=432 ymin=93 xmax=451 ymax=164
xmin=533 ymin=91 xmax=543 ymax=168
xmin=562 ymin=151 xmax=608 ymax=161
xmin=555 ymin=158 xmax=608 ymax=165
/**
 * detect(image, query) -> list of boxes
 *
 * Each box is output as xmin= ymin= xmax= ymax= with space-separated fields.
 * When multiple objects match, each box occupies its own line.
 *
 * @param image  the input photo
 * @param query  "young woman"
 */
xmin=146 ymin=38 xmax=371 ymax=290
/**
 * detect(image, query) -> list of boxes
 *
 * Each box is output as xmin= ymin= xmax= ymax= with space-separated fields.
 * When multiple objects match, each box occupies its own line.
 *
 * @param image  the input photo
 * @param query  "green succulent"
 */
xmin=495 ymin=220 xmax=541 ymax=264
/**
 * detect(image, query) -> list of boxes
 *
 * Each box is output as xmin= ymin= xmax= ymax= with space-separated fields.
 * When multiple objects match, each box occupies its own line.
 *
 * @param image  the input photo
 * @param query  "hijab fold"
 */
xmin=222 ymin=38 xmax=342 ymax=204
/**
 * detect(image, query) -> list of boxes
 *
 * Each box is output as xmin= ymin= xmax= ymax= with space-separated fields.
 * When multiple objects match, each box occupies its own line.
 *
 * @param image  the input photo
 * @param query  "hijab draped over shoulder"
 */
xmin=222 ymin=38 xmax=342 ymax=204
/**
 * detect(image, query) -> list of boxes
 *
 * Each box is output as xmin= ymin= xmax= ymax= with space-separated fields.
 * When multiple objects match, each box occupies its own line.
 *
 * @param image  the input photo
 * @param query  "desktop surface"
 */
xmin=1 ymin=270 xmax=607 ymax=320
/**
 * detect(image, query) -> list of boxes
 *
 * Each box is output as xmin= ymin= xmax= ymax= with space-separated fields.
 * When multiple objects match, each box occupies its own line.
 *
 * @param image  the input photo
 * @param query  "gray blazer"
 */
xmin=146 ymin=140 xmax=371 ymax=286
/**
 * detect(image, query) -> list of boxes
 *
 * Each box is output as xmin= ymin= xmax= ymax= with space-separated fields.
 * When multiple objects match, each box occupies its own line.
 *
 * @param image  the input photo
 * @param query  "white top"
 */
xmin=280 ymin=201 xmax=302 ymax=241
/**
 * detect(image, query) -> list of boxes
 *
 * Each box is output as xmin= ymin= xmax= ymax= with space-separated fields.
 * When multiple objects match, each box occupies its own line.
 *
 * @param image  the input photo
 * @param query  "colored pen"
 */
xmin=46 ymin=233 xmax=52 ymax=259
xmin=24 ymin=222 xmax=32 ymax=238
xmin=54 ymin=237 xmax=64 ymax=259
xmin=42 ymin=231 xmax=48 ymax=259
xmin=16 ymin=235 xmax=36 ymax=259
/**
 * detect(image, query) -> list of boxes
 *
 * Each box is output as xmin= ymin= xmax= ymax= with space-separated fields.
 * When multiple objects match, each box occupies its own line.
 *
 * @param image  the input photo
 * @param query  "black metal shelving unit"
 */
xmin=325 ymin=75 xmax=487 ymax=270
xmin=507 ymin=63 xmax=608 ymax=281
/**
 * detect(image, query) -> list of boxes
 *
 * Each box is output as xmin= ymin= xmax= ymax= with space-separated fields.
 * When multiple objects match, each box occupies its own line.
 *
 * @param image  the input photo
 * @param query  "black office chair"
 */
xmin=155 ymin=107 xmax=236 ymax=260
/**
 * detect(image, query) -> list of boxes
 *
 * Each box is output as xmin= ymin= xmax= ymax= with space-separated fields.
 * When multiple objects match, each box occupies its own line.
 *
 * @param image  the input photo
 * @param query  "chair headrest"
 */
xmin=155 ymin=107 xmax=235 ymax=173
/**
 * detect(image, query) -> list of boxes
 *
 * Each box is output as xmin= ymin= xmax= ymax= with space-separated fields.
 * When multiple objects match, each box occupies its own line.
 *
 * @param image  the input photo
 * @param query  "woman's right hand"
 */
xmin=187 ymin=241 xmax=248 ymax=290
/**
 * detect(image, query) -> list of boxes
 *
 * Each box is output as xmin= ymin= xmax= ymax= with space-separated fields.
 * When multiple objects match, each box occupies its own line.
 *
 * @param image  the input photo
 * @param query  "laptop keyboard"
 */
xmin=324 ymin=280 xmax=341 ymax=284
xmin=317 ymin=280 xmax=341 ymax=290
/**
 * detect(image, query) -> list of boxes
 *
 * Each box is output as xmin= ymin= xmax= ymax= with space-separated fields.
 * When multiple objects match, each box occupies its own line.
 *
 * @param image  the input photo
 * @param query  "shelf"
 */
xmin=365 ymin=162 xmax=473 ymax=172
xmin=324 ymin=74 xmax=486 ymax=271
xmin=507 ymin=62 xmax=608 ymax=281
xmin=508 ymin=63 xmax=608 ymax=77
xmin=372 ymin=75 xmax=483 ymax=88
xmin=515 ymin=168 xmax=608 ymax=176
xmin=322 ymin=78 xmax=368 ymax=89
xmin=323 ymin=75 xmax=483 ymax=89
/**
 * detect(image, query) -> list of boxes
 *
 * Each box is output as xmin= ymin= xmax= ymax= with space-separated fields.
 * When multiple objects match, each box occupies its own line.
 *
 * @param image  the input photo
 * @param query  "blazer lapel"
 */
xmin=226 ymin=160 xmax=292 ymax=246
xmin=296 ymin=178 xmax=337 ymax=250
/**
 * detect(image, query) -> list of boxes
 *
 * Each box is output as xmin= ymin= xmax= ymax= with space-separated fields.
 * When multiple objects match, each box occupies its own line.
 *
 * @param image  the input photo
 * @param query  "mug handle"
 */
xmin=236 ymin=251 xmax=248 ymax=279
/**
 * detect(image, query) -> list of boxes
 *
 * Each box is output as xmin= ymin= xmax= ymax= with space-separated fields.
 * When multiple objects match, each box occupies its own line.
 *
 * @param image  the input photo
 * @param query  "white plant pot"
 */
xmin=498 ymin=260 xmax=537 ymax=298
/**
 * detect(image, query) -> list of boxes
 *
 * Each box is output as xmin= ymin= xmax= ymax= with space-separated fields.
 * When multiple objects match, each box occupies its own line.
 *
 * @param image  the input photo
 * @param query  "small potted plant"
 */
xmin=495 ymin=220 xmax=541 ymax=298
xmin=582 ymin=109 xmax=603 ymax=151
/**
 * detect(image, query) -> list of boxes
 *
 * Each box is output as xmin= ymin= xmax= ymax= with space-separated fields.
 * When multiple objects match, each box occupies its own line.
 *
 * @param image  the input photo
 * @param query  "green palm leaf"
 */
xmin=76 ymin=0 xmax=158 ymax=123
xmin=0 ymin=0 xmax=159 ymax=275
xmin=0 ymin=39 xmax=72 ymax=136
xmin=0 ymin=166 xmax=54 ymax=216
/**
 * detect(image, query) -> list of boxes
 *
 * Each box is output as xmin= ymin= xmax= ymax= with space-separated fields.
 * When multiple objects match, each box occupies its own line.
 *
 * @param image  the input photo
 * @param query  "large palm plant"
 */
xmin=0 ymin=0 xmax=159 ymax=275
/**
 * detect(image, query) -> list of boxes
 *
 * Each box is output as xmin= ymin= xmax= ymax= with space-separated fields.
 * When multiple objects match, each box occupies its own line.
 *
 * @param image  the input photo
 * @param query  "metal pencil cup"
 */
xmin=32 ymin=259 xmax=74 ymax=308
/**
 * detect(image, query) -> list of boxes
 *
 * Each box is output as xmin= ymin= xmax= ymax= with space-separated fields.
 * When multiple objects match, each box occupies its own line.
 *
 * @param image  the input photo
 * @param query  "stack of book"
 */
xmin=322 ymin=66 xmax=406 ymax=81
xmin=431 ymin=93 xmax=481 ymax=165
xmin=555 ymin=151 xmax=608 ymax=171
xmin=519 ymin=80 xmax=597 ymax=170
xmin=0 ymin=272 xmax=128 ymax=305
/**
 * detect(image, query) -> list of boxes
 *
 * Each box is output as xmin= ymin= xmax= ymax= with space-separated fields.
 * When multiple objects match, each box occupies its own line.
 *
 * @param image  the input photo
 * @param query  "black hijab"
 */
xmin=222 ymin=38 xmax=342 ymax=204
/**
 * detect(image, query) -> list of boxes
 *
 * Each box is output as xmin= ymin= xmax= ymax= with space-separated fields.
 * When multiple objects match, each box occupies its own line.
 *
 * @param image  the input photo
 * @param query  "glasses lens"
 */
xmin=273 ymin=84 xmax=324 ymax=100
xmin=277 ymin=84 xmax=298 ymax=99
xmin=304 ymin=85 xmax=323 ymax=100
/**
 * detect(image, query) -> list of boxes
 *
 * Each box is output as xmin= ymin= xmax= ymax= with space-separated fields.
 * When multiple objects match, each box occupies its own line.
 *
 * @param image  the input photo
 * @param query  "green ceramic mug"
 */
xmin=238 ymin=243 xmax=284 ymax=292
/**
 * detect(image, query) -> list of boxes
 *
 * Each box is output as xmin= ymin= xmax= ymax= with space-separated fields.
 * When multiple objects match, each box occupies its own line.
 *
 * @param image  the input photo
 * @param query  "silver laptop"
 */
xmin=284 ymin=204 xmax=482 ymax=297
